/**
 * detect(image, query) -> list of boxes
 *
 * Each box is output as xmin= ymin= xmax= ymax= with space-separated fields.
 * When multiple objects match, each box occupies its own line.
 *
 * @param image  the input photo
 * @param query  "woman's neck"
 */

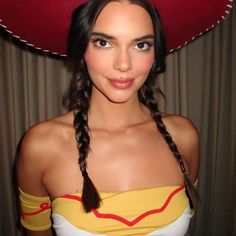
xmin=88 ymin=91 xmax=151 ymax=131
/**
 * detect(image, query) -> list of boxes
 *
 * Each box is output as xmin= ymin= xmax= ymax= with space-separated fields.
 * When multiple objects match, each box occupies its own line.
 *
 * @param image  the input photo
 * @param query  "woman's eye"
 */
xmin=93 ymin=39 xmax=112 ymax=48
xmin=134 ymin=42 xmax=152 ymax=50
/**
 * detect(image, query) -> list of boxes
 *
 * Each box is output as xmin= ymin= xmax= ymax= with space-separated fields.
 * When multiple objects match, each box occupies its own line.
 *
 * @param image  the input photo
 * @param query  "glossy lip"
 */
xmin=108 ymin=77 xmax=135 ymax=89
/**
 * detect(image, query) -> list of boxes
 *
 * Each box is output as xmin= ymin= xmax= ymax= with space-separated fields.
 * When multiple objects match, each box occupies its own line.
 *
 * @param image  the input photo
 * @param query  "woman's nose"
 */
xmin=113 ymin=48 xmax=132 ymax=72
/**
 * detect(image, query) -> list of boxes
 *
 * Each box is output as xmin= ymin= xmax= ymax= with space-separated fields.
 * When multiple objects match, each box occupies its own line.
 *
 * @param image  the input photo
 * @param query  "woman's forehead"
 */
xmin=92 ymin=2 xmax=154 ymax=37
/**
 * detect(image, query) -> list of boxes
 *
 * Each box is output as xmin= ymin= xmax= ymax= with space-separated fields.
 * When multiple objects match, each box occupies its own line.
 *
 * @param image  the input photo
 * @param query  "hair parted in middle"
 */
xmin=66 ymin=0 xmax=199 ymax=213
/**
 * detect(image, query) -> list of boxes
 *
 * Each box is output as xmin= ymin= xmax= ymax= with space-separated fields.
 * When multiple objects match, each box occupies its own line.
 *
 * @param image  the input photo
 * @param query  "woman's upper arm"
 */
xmin=175 ymin=116 xmax=200 ymax=182
xmin=26 ymin=229 xmax=54 ymax=236
xmin=17 ymin=124 xmax=54 ymax=235
xmin=17 ymin=124 xmax=49 ymax=195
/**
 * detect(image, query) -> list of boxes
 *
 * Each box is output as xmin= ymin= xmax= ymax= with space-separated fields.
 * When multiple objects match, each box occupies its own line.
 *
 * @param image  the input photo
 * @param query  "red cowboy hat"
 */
xmin=0 ymin=0 xmax=233 ymax=56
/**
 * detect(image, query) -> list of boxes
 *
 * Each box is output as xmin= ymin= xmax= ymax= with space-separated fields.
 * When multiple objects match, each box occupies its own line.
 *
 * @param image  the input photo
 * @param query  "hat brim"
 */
xmin=0 ymin=0 xmax=233 ymax=56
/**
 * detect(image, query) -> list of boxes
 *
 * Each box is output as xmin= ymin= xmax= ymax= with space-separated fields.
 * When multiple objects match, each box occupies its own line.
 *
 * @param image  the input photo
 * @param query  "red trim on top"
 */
xmin=63 ymin=185 xmax=185 ymax=227
xmin=21 ymin=202 xmax=51 ymax=219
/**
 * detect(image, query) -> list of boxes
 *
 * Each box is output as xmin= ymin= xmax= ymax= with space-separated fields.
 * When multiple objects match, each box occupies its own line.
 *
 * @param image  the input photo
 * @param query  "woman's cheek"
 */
xmin=135 ymin=55 xmax=154 ymax=74
xmin=85 ymin=48 xmax=111 ymax=73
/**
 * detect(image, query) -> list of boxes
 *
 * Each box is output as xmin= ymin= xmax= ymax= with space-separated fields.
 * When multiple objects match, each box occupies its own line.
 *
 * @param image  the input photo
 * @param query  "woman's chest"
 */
xmin=43 ymin=130 xmax=183 ymax=199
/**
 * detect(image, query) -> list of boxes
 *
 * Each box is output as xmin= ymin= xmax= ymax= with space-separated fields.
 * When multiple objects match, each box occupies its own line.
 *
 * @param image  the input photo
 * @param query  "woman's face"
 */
xmin=84 ymin=1 xmax=155 ymax=103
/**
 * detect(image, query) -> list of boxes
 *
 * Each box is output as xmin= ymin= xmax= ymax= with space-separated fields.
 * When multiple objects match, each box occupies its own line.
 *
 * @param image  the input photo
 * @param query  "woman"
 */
xmin=17 ymin=0 xmax=200 ymax=235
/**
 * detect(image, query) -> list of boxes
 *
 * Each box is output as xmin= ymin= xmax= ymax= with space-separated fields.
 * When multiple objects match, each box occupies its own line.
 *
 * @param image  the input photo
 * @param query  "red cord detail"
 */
xmin=63 ymin=185 xmax=185 ymax=226
xmin=21 ymin=202 xmax=51 ymax=219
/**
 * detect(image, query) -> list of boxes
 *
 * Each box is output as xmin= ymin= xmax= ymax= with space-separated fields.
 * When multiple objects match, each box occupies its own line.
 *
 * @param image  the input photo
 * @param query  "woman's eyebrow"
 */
xmin=132 ymin=35 xmax=154 ymax=42
xmin=90 ymin=32 xmax=154 ymax=42
xmin=90 ymin=32 xmax=115 ymax=40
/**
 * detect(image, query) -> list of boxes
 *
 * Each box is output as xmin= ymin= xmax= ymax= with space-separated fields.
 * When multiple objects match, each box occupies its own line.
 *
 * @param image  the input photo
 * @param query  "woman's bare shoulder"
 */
xmin=20 ymin=112 xmax=74 ymax=158
xmin=161 ymin=113 xmax=199 ymax=138
xmin=17 ymin=112 xmax=74 ymax=194
xmin=161 ymin=113 xmax=200 ymax=181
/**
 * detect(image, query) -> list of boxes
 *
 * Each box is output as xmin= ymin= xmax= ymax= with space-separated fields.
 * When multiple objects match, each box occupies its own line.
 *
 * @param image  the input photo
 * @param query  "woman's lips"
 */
xmin=108 ymin=78 xmax=134 ymax=89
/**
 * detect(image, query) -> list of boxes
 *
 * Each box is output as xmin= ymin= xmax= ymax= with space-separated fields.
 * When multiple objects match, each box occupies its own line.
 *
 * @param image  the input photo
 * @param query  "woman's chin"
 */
xmin=102 ymin=92 xmax=134 ymax=104
xmin=105 ymin=96 xmax=130 ymax=104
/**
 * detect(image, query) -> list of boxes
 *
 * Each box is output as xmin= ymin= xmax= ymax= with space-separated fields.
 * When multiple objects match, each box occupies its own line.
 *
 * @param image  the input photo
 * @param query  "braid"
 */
xmin=72 ymin=71 xmax=101 ymax=213
xmin=139 ymin=85 xmax=200 ymax=209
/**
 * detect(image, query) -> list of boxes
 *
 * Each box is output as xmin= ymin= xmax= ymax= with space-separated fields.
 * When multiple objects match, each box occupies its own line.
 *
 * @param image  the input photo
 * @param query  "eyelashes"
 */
xmin=134 ymin=41 xmax=153 ymax=51
xmin=90 ymin=37 xmax=153 ymax=51
xmin=91 ymin=37 xmax=112 ymax=48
